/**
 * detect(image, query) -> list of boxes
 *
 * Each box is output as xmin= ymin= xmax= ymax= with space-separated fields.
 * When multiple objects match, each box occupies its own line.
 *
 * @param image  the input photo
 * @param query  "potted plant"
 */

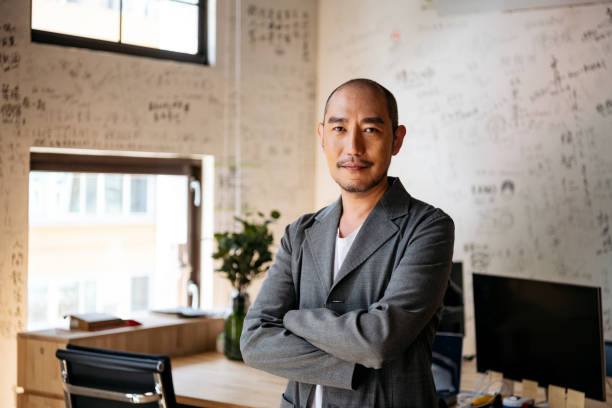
xmin=212 ymin=210 xmax=280 ymax=360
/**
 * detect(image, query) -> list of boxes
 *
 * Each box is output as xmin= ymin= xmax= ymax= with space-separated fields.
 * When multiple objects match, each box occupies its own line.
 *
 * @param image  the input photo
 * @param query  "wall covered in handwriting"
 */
xmin=316 ymin=1 xmax=612 ymax=354
xmin=0 ymin=0 xmax=318 ymax=406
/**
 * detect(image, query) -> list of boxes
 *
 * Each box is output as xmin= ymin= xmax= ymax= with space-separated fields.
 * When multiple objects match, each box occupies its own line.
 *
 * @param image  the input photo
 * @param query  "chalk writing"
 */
xmin=464 ymin=242 xmax=491 ymax=273
xmin=396 ymin=66 xmax=435 ymax=89
xmin=417 ymin=20 xmax=467 ymax=32
xmin=567 ymin=60 xmax=607 ymax=79
xmin=0 ymin=22 xmax=19 ymax=72
xmin=595 ymin=98 xmax=612 ymax=116
xmin=523 ymin=15 xmax=564 ymax=30
xmin=148 ymin=100 xmax=190 ymax=123
xmin=1 ymin=83 xmax=20 ymax=124
xmin=533 ymin=28 xmax=573 ymax=49
xmin=246 ymin=4 xmax=311 ymax=61
xmin=582 ymin=27 xmax=612 ymax=42
xmin=477 ymin=208 xmax=515 ymax=233
xmin=0 ymin=239 xmax=25 ymax=337
xmin=596 ymin=212 xmax=612 ymax=255
xmin=470 ymin=180 xmax=516 ymax=205
xmin=1 ymin=83 xmax=47 ymax=124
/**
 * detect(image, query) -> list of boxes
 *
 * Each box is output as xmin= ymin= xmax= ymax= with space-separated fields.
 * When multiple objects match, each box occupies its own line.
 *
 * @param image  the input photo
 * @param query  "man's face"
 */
xmin=318 ymin=85 xmax=405 ymax=193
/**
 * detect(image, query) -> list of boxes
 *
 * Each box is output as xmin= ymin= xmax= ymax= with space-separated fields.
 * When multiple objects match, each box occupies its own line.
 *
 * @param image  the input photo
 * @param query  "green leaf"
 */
xmin=212 ymin=209 xmax=281 ymax=289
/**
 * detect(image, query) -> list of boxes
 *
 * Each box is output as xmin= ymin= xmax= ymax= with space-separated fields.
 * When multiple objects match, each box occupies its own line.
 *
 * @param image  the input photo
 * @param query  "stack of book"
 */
xmin=67 ymin=313 xmax=141 ymax=331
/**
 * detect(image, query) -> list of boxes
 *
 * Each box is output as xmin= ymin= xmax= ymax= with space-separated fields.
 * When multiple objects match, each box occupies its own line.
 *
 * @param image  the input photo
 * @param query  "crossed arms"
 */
xmin=239 ymin=213 xmax=454 ymax=389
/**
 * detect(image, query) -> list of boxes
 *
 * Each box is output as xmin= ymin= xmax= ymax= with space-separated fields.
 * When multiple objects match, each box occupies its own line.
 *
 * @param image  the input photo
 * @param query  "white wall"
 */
xmin=0 ymin=0 xmax=317 ymax=406
xmin=315 ymin=0 xmax=612 ymax=355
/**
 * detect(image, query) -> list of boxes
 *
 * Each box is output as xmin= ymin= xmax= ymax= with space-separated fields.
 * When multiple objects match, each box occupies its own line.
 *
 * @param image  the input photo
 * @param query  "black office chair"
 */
xmin=432 ymin=332 xmax=464 ymax=407
xmin=438 ymin=262 xmax=465 ymax=335
xmin=56 ymin=344 xmax=191 ymax=408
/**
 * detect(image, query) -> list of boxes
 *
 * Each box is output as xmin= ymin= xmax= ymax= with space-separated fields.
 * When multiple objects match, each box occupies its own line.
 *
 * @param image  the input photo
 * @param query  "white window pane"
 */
xmin=130 ymin=176 xmax=148 ymax=213
xmin=32 ymin=0 xmax=120 ymax=42
xmin=86 ymin=174 xmax=97 ymax=214
xmin=83 ymin=280 xmax=97 ymax=313
xmin=57 ymin=282 xmax=80 ymax=319
xmin=28 ymin=282 xmax=49 ymax=324
xmin=69 ymin=174 xmax=80 ymax=213
xmin=28 ymin=172 xmax=188 ymax=330
xmin=104 ymin=174 xmax=123 ymax=214
xmin=131 ymin=276 xmax=149 ymax=311
xmin=122 ymin=0 xmax=199 ymax=54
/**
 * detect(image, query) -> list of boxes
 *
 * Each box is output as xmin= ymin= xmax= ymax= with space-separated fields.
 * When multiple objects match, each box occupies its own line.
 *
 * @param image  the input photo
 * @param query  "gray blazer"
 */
xmin=240 ymin=177 xmax=455 ymax=408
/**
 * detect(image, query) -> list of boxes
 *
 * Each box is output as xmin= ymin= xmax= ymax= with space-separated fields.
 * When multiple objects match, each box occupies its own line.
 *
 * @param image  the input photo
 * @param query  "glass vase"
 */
xmin=224 ymin=291 xmax=249 ymax=361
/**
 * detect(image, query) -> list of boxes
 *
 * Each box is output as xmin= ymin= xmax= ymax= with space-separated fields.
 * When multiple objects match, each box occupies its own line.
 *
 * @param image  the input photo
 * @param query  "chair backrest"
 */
xmin=55 ymin=344 xmax=177 ymax=408
xmin=606 ymin=341 xmax=612 ymax=378
xmin=432 ymin=332 xmax=463 ymax=394
xmin=438 ymin=262 xmax=465 ymax=335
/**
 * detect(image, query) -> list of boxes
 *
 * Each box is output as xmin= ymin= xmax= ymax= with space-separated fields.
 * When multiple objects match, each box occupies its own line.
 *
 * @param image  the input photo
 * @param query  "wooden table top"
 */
xmin=172 ymin=354 xmax=612 ymax=408
xmin=172 ymin=352 xmax=287 ymax=408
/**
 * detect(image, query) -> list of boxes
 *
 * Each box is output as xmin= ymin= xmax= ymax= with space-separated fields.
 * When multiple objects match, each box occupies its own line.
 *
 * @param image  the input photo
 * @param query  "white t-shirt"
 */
xmin=309 ymin=224 xmax=362 ymax=408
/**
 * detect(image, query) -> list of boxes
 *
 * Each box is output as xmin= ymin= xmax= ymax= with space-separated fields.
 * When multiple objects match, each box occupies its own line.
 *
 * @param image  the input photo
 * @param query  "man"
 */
xmin=240 ymin=78 xmax=455 ymax=408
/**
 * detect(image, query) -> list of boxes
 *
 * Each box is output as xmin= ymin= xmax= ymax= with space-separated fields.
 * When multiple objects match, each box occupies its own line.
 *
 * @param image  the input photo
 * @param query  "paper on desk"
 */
xmin=521 ymin=378 xmax=538 ymax=400
xmin=548 ymin=384 xmax=566 ymax=408
xmin=566 ymin=389 xmax=585 ymax=408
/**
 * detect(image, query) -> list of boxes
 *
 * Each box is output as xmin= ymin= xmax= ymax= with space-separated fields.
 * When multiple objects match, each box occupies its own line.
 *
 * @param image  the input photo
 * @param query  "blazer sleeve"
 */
xmin=240 ymin=223 xmax=357 ymax=390
xmin=283 ymin=211 xmax=454 ymax=369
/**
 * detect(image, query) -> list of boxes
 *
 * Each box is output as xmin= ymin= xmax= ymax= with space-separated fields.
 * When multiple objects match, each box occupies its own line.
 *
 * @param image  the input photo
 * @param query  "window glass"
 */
xmin=104 ymin=174 xmax=123 ymax=214
xmin=69 ymin=175 xmax=80 ymax=213
xmin=27 ymin=281 xmax=49 ymax=324
xmin=86 ymin=174 xmax=97 ymax=214
xmin=28 ymin=171 xmax=188 ymax=330
xmin=121 ymin=0 xmax=199 ymax=54
xmin=58 ymin=282 xmax=80 ymax=319
xmin=32 ymin=0 xmax=120 ymax=42
xmin=53 ymin=173 xmax=70 ymax=214
xmin=83 ymin=280 xmax=97 ymax=313
xmin=130 ymin=176 xmax=148 ymax=213
xmin=131 ymin=276 xmax=149 ymax=311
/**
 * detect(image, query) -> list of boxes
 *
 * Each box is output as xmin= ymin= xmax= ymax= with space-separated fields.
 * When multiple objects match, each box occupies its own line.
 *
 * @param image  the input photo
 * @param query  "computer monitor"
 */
xmin=472 ymin=273 xmax=605 ymax=401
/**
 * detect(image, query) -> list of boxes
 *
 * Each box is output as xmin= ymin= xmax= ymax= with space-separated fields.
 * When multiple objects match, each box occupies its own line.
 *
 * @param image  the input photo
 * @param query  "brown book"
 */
xmin=68 ymin=313 xmax=125 ymax=331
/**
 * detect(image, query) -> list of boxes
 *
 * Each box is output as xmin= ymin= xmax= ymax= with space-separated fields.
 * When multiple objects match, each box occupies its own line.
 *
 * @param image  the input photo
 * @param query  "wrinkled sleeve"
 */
xmin=240 ymin=223 xmax=357 ymax=390
xmin=283 ymin=212 xmax=454 ymax=369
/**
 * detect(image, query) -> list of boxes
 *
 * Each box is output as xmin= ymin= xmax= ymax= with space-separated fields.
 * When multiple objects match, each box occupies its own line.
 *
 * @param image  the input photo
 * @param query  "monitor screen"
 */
xmin=472 ymin=273 xmax=605 ymax=401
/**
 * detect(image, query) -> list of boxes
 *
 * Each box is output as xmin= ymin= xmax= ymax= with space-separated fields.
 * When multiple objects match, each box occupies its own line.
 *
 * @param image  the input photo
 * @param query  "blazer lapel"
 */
xmin=331 ymin=177 xmax=411 ymax=291
xmin=305 ymin=198 xmax=342 ymax=294
xmin=331 ymin=207 xmax=398 ymax=291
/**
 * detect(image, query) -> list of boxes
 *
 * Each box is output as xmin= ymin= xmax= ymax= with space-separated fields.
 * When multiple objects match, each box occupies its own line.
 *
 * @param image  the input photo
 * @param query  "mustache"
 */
xmin=336 ymin=157 xmax=374 ymax=168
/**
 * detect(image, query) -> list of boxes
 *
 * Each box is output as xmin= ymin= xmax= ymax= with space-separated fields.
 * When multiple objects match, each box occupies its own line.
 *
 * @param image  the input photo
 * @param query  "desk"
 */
xmin=17 ymin=319 xmax=612 ymax=408
xmin=172 ymin=353 xmax=612 ymax=408
xmin=172 ymin=352 xmax=286 ymax=408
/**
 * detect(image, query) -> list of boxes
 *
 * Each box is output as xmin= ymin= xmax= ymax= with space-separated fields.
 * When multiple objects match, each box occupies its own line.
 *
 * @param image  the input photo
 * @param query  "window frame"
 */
xmin=30 ymin=0 xmax=208 ymax=65
xmin=30 ymin=152 xmax=203 ymax=290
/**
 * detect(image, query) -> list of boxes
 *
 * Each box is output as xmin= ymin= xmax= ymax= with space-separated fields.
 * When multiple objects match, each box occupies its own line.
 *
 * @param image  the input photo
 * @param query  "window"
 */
xmin=31 ymin=0 xmax=208 ymax=64
xmin=28 ymin=152 xmax=205 ymax=330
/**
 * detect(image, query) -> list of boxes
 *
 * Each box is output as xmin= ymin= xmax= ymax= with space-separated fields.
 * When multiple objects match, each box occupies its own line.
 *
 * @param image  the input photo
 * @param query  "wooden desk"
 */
xmin=172 ymin=354 xmax=612 ymax=408
xmin=172 ymin=352 xmax=286 ymax=408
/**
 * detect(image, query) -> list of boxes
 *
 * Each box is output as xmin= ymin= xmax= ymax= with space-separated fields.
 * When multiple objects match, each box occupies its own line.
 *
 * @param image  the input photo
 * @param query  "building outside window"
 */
xmin=27 ymin=152 xmax=205 ymax=330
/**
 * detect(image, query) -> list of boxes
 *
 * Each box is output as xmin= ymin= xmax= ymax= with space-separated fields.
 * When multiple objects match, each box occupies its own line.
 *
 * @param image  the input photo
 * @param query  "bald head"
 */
xmin=323 ymin=78 xmax=399 ymax=133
